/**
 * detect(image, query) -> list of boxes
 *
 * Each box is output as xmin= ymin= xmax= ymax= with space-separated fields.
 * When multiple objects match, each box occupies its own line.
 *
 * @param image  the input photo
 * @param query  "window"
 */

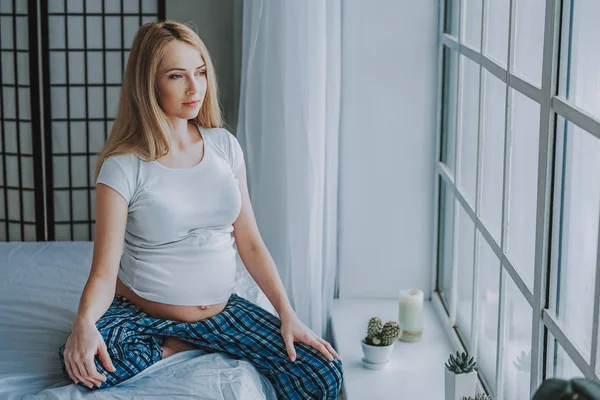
xmin=434 ymin=0 xmax=600 ymax=398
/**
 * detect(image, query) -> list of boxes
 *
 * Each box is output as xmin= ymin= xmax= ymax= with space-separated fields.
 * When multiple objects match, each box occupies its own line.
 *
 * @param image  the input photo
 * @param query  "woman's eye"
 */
xmin=169 ymin=71 xmax=205 ymax=79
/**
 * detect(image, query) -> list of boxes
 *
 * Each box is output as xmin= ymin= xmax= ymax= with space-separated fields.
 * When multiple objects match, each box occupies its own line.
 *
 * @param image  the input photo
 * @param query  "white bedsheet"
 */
xmin=0 ymin=241 xmax=277 ymax=400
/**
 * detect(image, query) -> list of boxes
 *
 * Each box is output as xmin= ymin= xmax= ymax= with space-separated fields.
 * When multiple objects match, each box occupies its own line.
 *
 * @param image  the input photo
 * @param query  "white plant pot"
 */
xmin=361 ymin=340 xmax=396 ymax=365
xmin=444 ymin=369 xmax=477 ymax=400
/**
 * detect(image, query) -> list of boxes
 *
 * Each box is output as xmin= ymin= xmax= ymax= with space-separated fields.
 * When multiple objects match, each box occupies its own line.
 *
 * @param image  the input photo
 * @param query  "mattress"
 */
xmin=0 ymin=241 xmax=277 ymax=400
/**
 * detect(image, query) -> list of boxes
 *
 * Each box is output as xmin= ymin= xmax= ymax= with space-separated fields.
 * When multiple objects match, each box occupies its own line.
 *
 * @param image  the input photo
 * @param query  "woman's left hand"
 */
xmin=279 ymin=311 xmax=342 ymax=363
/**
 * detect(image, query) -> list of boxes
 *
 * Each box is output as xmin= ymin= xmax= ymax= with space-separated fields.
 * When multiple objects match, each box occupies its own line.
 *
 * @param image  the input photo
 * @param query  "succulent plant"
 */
xmin=445 ymin=351 xmax=477 ymax=374
xmin=513 ymin=350 xmax=531 ymax=372
xmin=461 ymin=394 xmax=491 ymax=400
xmin=364 ymin=317 xmax=401 ymax=347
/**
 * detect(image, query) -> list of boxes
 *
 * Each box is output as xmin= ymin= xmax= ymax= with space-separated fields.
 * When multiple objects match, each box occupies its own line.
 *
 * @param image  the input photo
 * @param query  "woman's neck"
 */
xmin=167 ymin=120 xmax=198 ymax=150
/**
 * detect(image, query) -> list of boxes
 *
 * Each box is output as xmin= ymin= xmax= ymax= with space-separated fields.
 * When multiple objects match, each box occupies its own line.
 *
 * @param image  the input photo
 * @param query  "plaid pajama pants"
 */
xmin=58 ymin=293 xmax=343 ymax=399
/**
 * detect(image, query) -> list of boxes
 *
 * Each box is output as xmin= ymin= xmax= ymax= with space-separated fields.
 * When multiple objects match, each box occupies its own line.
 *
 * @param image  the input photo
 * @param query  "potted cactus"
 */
xmin=445 ymin=351 xmax=477 ymax=400
xmin=361 ymin=316 xmax=401 ymax=369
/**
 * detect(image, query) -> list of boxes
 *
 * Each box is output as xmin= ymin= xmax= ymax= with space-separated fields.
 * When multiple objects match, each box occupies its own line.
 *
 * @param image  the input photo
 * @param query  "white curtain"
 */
xmin=236 ymin=0 xmax=341 ymax=338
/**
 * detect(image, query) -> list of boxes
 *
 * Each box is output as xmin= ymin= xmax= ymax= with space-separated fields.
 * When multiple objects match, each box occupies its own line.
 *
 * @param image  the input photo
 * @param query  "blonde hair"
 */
xmin=95 ymin=20 xmax=223 ymax=179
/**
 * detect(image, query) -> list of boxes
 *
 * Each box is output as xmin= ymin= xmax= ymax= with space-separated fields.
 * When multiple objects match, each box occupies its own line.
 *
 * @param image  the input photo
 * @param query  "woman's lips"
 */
xmin=183 ymin=101 xmax=200 ymax=108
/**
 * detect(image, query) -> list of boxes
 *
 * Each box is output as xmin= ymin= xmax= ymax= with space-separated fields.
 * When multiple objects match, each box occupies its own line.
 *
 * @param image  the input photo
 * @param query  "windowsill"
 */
xmin=331 ymin=298 xmax=453 ymax=399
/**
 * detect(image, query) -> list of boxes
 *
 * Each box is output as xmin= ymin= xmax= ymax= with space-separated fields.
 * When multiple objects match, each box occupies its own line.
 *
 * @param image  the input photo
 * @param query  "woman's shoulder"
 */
xmin=202 ymin=126 xmax=238 ymax=153
xmin=106 ymin=152 xmax=140 ymax=162
xmin=101 ymin=153 xmax=143 ymax=178
xmin=201 ymin=126 xmax=244 ymax=172
xmin=202 ymin=126 xmax=233 ymax=143
xmin=104 ymin=153 xmax=142 ymax=167
xmin=96 ymin=153 xmax=142 ymax=203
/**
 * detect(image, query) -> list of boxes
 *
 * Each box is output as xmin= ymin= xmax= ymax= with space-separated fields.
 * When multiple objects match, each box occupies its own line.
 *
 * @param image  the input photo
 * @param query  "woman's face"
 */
xmin=155 ymin=40 xmax=207 ymax=121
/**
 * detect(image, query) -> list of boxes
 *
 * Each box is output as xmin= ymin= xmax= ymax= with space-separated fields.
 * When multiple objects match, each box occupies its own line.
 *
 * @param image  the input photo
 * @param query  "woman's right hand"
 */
xmin=63 ymin=319 xmax=116 ymax=388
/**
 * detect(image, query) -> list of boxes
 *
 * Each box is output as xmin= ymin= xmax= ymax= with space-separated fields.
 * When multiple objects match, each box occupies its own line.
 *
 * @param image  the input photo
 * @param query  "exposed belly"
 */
xmin=115 ymin=277 xmax=228 ymax=323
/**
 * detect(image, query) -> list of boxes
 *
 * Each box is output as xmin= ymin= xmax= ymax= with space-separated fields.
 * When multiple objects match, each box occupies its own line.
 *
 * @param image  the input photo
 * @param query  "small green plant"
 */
xmin=461 ymin=394 xmax=491 ymax=400
xmin=364 ymin=317 xmax=401 ymax=346
xmin=445 ymin=351 xmax=477 ymax=374
xmin=513 ymin=350 xmax=531 ymax=372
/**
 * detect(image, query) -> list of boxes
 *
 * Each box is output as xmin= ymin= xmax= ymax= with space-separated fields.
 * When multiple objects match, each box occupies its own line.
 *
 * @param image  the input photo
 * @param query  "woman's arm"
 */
xmin=63 ymin=183 xmax=127 ymax=387
xmin=232 ymin=165 xmax=340 ymax=362
xmin=74 ymin=184 xmax=128 ymax=327
xmin=232 ymin=166 xmax=294 ymax=318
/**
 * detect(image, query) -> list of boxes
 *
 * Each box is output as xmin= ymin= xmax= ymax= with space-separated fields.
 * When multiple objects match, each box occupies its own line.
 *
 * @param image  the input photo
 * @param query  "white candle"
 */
xmin=398 ymin=288 xmax=424 ymax=342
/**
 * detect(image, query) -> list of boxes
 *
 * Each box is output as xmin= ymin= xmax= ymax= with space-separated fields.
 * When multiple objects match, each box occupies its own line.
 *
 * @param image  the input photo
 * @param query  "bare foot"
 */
xmin=161 ymin=337 xmax=197 ymax=359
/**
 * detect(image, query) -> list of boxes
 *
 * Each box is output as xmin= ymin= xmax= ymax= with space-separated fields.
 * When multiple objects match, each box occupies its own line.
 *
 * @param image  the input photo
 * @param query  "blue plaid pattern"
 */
xmin=59 ymin=293 xmax=343 ymax=399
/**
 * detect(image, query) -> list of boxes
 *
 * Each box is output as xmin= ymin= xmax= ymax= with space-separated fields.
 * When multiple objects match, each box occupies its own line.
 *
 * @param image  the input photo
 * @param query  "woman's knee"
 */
xmin=58 ymin=334 xmax=162 ymax=389
xmin=325 ymin=358 xmax=344 ymax=398
xmin=101 ymin=337 xmax=163 ymax=385
xmin=57 ymin=343 xmax=116 ymax=390
xmin=304 ymin=356 xmax=344 ymax=399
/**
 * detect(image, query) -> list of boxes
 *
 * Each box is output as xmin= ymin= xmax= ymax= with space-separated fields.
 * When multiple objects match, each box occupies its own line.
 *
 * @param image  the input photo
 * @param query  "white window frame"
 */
xmin=432 ymin=0 xmax=600 ymax=397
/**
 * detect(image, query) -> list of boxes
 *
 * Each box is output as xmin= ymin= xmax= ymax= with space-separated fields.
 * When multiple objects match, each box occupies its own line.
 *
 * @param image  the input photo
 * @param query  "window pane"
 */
xmin=512 ymin=0 xmax=545 ymax=87
xmin=547 ymin=333 xmax=586 ymax=379
xmin=456 ymin=204 xmax=475 ymax=347
xmin=9 ymin=222 xmax=21 ymax=241
xmin=477 ymin=232 xmax=501 ymax=392
xmin=438 ymin=179 xmax=455 ymax=310
xmin=55 ymin=224 xmax=71 ymax=241
xmin=53 ymin=190 xmax=70 ymax=222
xmin=457 ymin=56 xmax=480 ymax=207
xmin=66 ymin=0 xmax=83 ymax=13
xmin=73 ymin=223 xmax=89 ymax=241
xmin=561 ymin=1 xmax=600 ymax=120
xmin=445 ymin=0 xmax=460 ymax=36
xmin=506 ymin=90 xmax=540 ymax=289
xmin=554 ymin=120 xmax=600 ymax=361
xmin=0 ymin=1 xmax=12 ymax=12
xmin=441 ymin=48 xmax=459 ymax=173
xmin=480 ymin=71 xmax=506 ymax=243
xmin=141 ymin=0 xmax=157 ymax=14
xmin=85 ymin=0 xmax=101 ymax=13
xmin=484 ymin=0 xmax=510 ymax=67
xmin=463 ymin=0 xmax=483 ymax=50
xmin=72 ymin=190 xmax=88 ymax=221
xmin=503 ymin=276 xmax=533 ymax=400
xmin=122 ymin=0 xmax=139 ymax=13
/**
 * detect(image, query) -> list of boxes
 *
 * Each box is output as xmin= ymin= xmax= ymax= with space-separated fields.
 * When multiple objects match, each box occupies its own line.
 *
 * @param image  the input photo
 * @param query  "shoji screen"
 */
xmin=42 ymin=0 xmax=165 ymax=241
xmin=0 ymin=0 xmax=45 ymax=242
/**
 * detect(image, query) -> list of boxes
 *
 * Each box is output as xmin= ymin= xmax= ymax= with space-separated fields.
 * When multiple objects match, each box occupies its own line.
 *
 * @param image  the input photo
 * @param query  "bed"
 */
xmin=0 ymin=241 xmax=278 ymax=399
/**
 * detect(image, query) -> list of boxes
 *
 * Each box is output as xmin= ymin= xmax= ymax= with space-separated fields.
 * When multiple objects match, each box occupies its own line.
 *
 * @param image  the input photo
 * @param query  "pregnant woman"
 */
xmin=58 ymin=20 xmax=343 ymax=400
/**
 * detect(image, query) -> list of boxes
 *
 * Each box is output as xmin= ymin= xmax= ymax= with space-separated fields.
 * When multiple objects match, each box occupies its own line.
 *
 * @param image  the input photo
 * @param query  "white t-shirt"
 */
xmin=95 ymin=125 xmax=245 ymax=306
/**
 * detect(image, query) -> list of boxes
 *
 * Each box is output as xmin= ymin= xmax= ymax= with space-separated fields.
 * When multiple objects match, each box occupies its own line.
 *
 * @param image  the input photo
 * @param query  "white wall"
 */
xmin=166 ymin=0 xmax=242 ymax=132
xmin=337 ymin=0 xmax=439 ymax=299
xmin=167 ymin=0 xmax=440 ymax=300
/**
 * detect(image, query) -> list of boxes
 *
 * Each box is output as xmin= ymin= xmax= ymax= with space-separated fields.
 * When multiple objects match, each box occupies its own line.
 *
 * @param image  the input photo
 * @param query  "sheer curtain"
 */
xmin=236 ymin=0 xmax=341 ymax=338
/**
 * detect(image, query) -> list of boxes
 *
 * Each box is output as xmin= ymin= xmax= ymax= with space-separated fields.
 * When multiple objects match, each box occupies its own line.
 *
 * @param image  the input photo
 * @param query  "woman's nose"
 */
xmin=186 ymin=78 xmax=199 ymax=95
